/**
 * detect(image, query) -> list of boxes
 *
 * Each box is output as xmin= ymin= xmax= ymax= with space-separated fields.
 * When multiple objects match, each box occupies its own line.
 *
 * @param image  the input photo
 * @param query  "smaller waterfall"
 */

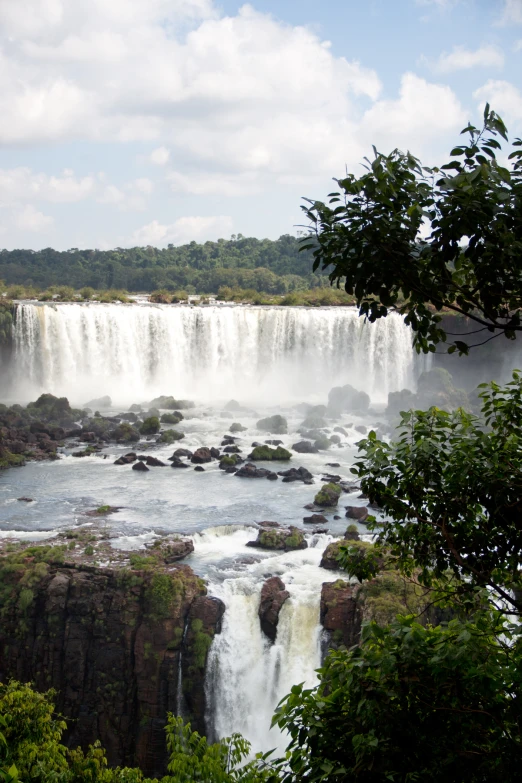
xmin=201 ymin=530 xmax=340 ymax=753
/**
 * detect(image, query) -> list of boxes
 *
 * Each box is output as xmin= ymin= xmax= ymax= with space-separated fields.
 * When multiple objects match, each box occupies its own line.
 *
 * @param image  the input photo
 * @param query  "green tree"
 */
xmin=301 ymin=105 xmax=522 ymax=353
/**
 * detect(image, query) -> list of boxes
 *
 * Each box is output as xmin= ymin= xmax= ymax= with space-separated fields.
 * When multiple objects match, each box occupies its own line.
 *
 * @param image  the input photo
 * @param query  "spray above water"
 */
xmin=11 ymin=303 xmax=415 ymax=405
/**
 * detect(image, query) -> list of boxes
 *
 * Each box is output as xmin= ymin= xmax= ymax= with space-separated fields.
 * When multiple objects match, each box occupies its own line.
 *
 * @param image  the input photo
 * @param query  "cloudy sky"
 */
xmin=0 ymin=0 xmax=521 ymax=250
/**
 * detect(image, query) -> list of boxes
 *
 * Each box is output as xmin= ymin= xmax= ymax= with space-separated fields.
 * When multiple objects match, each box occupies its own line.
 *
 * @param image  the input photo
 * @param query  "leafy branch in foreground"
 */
xmin=301 ymin=105 xmax=522 ymax=353
xmin=351 ymin=372 xmax=522 ymax=613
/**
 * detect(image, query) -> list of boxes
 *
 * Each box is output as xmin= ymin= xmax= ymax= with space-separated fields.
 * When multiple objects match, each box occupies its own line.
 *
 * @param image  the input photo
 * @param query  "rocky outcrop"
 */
xmin=258 ymin=577 xmax=290 ymax=642
xmin=248 ymin=445 xmax=292 ymax=461
xmin=314 ymin=482 xmax=342 ymax=507
xmin=327 ymin=384 xmax=370 ymax=416
xmin=320 ymin=581 xmax=362 ymax=650
xmin=0 ymin=543 xmax=219 ymax=777
xmin=292 ymin=440 xmax=318 ymax=453
xmin=247 ymin=526 xmax=307 ymax=551
xmin=235 ymin=462 xmax=278 ymax=480
xmin=191 ymin=447 xmax=213 ymax=464
xmin=256 ymin=415 xmax=288 ymax=435
xmin=278 ymin=466 xmax=313 ymax=483
xmin=345 ymin=505 xmax=369 ymax=522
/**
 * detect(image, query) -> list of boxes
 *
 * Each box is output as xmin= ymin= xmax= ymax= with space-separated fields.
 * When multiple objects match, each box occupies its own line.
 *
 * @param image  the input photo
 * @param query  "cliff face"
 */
xmin=0 ymin=543 xmax=223 ymax=778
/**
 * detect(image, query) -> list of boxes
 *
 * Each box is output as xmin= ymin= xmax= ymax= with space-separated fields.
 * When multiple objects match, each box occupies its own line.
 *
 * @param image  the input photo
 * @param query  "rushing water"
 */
xmin=2 ymin=302 xmax=412 ymax=754
xmin=10 ymin=303 xmax=415 ymax=405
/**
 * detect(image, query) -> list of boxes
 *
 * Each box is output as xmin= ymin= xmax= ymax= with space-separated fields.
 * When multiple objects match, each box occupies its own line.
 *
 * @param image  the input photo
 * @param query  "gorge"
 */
xmin=0 ymin=302 xmax=475 ymax=774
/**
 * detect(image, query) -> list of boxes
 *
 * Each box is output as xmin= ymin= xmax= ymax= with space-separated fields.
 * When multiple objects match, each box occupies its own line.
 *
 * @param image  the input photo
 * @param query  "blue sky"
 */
xmin=0 ymin=0 xmax=521 ymax=251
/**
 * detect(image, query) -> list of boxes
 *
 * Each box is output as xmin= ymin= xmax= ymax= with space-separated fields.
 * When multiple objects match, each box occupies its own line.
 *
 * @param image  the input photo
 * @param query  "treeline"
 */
xmin=0 ymin=234 xmax=326 ymax=294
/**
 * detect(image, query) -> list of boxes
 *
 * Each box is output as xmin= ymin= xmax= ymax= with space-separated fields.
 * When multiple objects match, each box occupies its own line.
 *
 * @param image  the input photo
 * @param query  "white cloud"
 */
xmin=0 ymin=167 xmax=95 ymax=206
xmin=474 ymin=80 xmax=522 ymax=121
xmin=149 ymin=147 xmax=170 ymax=166
xmin=14 ymin=204 xmax=54 ymax=232
xmin=130 ymin=215 xmax=233 ymax=246
xmin=97 ymin=178 xmax=154 ymax=211
xmin=498 ymin=0 xmax=522 ymax=25
xmin=432 ymin=45 xmax=504 ymax=73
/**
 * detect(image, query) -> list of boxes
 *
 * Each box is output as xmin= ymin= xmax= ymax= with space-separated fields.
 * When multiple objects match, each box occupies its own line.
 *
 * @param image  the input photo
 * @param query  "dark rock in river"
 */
xmin=247 ymin=525 xmax=306 ymax=551
xmin=303 ymin=513 xmax=328 ymax=525
xmin=132 ymin=460 xmax=149 ymax=472
xmin=278 ymin=466 xmax=313 ymax=483
xmin=146 ymin=456 xmax=166 ymax=467
xmin=292 ymin=440 xmax=318 ymax=454
xmin=191 ymin=447 xmax=213 ymax=464
xmin=230 ymin=422 xmax=247 ymax=433
xmin=259 ymin=577 xmax=290 ymax=642
xmin=171 ymin=457 xmax=190 ymax=468
xmin=345 ymin=506 xmax=369 ymax=522
xmin=194 ymin=465 xmax=205 ymax=472
xmin=114 ymin=452 xmax=137 ymax=465
xmin=235 ymin=462 xmax=278 ymax=480
xmin=256 ymin=414 xmax=288 ymax=435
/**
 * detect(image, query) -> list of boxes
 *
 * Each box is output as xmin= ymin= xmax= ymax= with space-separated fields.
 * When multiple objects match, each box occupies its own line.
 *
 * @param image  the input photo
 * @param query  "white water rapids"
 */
xmin=10 ymin=303 xmax=415 ymax=405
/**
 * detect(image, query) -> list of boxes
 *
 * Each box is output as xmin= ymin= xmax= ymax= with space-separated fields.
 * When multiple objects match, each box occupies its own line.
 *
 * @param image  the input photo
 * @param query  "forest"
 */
xmin=0 ymin=235 xmax=324 ymax=295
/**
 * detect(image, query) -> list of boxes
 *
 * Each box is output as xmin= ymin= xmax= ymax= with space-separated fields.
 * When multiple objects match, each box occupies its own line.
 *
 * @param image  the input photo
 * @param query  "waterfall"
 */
xmin=201 ymin=531 xmax=340 ymax=754
xmin=10 ymin=303 xmax=416 ymax=406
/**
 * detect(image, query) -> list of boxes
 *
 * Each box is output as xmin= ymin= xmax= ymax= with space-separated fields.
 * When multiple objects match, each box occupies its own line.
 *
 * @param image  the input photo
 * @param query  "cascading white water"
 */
xmin=10 ymin=303 xmax=415 ymax=405
xmin=198 ymin=527 xmax=341 ymax=753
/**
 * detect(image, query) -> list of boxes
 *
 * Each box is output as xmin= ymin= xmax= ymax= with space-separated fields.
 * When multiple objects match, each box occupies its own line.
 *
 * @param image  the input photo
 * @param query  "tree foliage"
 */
xmin=301 ymin=105 xmax=522 ymax=353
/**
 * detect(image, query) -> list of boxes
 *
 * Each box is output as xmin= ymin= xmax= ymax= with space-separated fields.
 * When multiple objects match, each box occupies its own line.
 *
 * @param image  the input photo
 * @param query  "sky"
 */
xmin=0 ymin=0 xmax=521 ymax=251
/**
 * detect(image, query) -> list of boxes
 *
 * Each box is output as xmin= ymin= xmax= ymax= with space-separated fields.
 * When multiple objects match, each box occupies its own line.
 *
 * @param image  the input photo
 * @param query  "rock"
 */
xmin=129 ymin=403 xmax=142 ymax=412
xmin=345 ymin=506 xmax=369 ymax=522
xmin=354 ymin=425 xmax=367 ymax=435
xmin=345 ymin=524 xmax=360 ymax=541
xmin=224 ymin=399 xmax=241 ymax=411
xmin=84 ymin=395 xmax=112 ymax=409
xmin=80 ymin=431 xmax=97 ymax=442
xmin=334 ymin=515 xmax=341 ymax=520
xmin=17 ymin=496 xmax=33 ymax=502
xmin=301 ymin=414 xmax=328 ymax=429
xmin=265 ymin=439 xmax=283 ymax=446
xmin=194 ymin=465 xmax=205 ymax=472
xmin=157 ymin=429 xmax=184 ymax=444
xmin=258 ymin=577 xmax=290 ymax=642
xmin=160 ymin=412 xmax=184 ymax=425
xmin=140 ymin=416 xmax=160 ymax=435
xmin=132 ymin=461 xmax=149 ymax=472
xmin=303 ymin=513 xmax=328 ymax=524
xmin=327 ymin=384 xmax=370 ymax=415
xmin=210 ymin=447 xmax=221 ymax=459
xmin=314 ymin=483 xmax=342 ymax=507
xmin=326 ymin=462 xmax=341 ymax=468
xmin=330 ymin=434 xmax=341 ymax=445
xmin=256 ymin=415 xmax=288 ymax=435
xmin=110 ymin=423 xmax=140 ymax=443
xmin=114 ymin=452 xmax=137 ymax=465
xmin=333 ymin=427 xmax=348 ymax=436
xmin=304 ymin=503 xmax=315 ymax=511
xmin=171 ymin=457 xmax=190 ymax=468
xmin=314 ymin=436 xmax=331 ymax=451
xmin=320 ymin=540 xmax=344 ymax=570
xmin=278 ymin=466 xmax=313 ymax=483
xmin=322 ymin=473 xmax=341 ymax=483
xmin=146 ymin=456 xmax=166 ymax=467
xmin=235 ymin=462 xmax=278 ymax=480
xmin=292 ymin=440 xmax=318 ymax=454
xmin=219 ymin=455 xmax=241 ymax=468
xmin=248 ymin=445 xmax=292 ymax=461
xmin=223 ymin=445 xmax=241 ymax=454
xmin=148 ymin=395 xmax=195 ymax=410
xmin=221 ymin=436 xmax=237 ymax=445
xmin=258 ymin=520 xmax=280 ymax=528
xmin=247 ymin=526 xmax=307 ymax=551
xmin=191 ymin=447 xmax=213 ymax=464
xmin=172 ymin=448 xmax=193 ymax=458
xmin=224 ymin=466 xmax=237 ymax=473
xmin=230 ymin=423 xmax=247 ymax=433
xmin=154 ymin=537 xmax=194 ymax=563
xmin=320 ymin=581 xmax=362 ymax=649
xmin=251 ymin=441 xmax=263 ymax=447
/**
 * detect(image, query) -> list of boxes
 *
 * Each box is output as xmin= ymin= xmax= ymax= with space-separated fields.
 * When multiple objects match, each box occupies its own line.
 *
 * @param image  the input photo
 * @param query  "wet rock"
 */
xmin=132 ymin=461 xmax=149 ymax=472
xmin=172 ymin=448 xmax=193 ymax=459
xmin=326 ymin=462 xmax=341 ymax=468
xmin=265 ymin=439 xmax=283 ymax=446
xmin=322 ymin=473 xmax=341 ymax=483
xmin=258 ymin=520 xmax=281 ymax=528
xmin=194 ymin=465 xmax=205 ymax=472
xmin=256 ymin=415 xmax=288 ymax=435
xmin=171 ymin=457 xmax=190 ymax=468
xmin=17 ymin=496 xmax=33 ymax=502
xmin=292 ymin=440 xmax=318 ymax=454
xmin=148 ymin=395 xmax=195 ymax=410
xmin=110 ymin=423 xmax=140 ymax=443
xmin=258 ymin=577 xmax=290 ymax=642
xmin=191 ymin=447 xmax=213 ymax=464
xmin=320 ymin=581 xmax=362 ymax=649
xmin=301 ymin=414 xmax=328 ymax=430
xmin=330 ymin=434 xmax=341 ymax=445
xmin=81 ymin=431 xmax=97 ymax=442
xmin=314 ymin=483 xmax=342 ymax=507
xmin=314 ymin=436 xmax=331 ymax=451
xmin=221 ymin=436 xmax=237 ymax=445
xmin=210 ymin=447 xmax=221 ymax=459
xmin=304 ymin=503 xmax=315 ymax=511
xmin=248 ymin=445 xmax=292 ymax=461
xmin=278 ymin=466 xmax=313 ymax=483
xmin=84 ymin=395 xmax=112 ymax=409
xmin=320 ymin=540 xmax=344 ymax=570
xmin=230 ymin=423 xmax=247 ymax=433
xmin=345 ymin=524 xmax=361 ymax=541
xmin=334 ymin=515 xmax=341 ymax=520
xmin=114 ymin=452 xmax=137 ymax=465
xmin=345 ymin=506 xmax=369 ymax=522
xmin=146 ymin=456 xmax=166 ymax=467
xmin=303 ymin=513 xmax=328 ymax=524
xmin=154 ymin=538 xmax=195 ymax=563
xmin=223 ymin=445 xmax=241 ymax=453
xmin=328 ymin=384 xmax=370 ymax=416
xmin=247 ymin=526 xmax=307 ymax=551
xmin=224 ymin=466 xmax=237 ymax=473
xmin=251 ymin=441 xmax=263 ymax=447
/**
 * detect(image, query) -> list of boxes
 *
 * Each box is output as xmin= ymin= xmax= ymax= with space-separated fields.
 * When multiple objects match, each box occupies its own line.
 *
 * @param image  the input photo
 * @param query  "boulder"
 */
xmin=157 ymin=429 xmax=184 ymax=444
xmin=278 ymin=466 xmax=313 ymax=483
xmin=160 ymin=412 xmax=183 ymax=425
xmin=84 ymin=395 xmax=112 ymax=409
xmin=171 ymin=457 xmax=190 ymax=468
xmin=155 ymin=538 xmax=194 ymax=563
xmin=148 ymin=395 xmax=195 ymax=410
xmin=314 ymin=483 xmax=342 ymax=507
xmin=314 ymin=436 xmax=331 ymax=451
xmin=146 ymin=456 xmax=166 ymax=467
xmin=292 ymin=440 xmax=318 ymax=454
xmin=345 ymin=524 xmax=360 ymax=541
xmin=256 ymin=414 xmax=288 ymax=435
xmin=265 ymin=439 xmax=283 ymax=446
xmin=258 ymin=577 xmax=290 ymax=642
xmin=326 ymin=462 xmax=341 ymax=468
xmin=221 ymin=436 xmax=237 ymax=445
xmin=320 ymin=581 xmax=362 ymax=649
xmin=210 ymin=447 xmax=221 ymax=459
xmin=132 ymin=461 xmax=149 ymax=472
xmin=345 ymin=506 xmax=369 ymax=522
xmin=191 ymin=447 xmax=213 ymax=464
xmin=223 ymin=445 xmax=241 ymax=453
xmin=328 ymin=384 xmax=370 ymax=415
xmin=230 ymin=423 xmax=247 ymax=433
xmin=172 ymin=448 xmax=193 ymax=458
xmin=114 ymin=452 xmax=137 ymax=465
xmin=247 ymin=526 xmax=307 ymax=551
xmin=224 ymin=399 xmax=241 ymax=411
xmin=320 ymin=540 xmax=344 ymax=570
xmin=301 ymin=414 xmax=328 ymax=429
xmin=235 ymin=462 xmax=278 ymax=480
xmin=303 ymin=513 xmax=328 ymax=524
xmin=248 ymin=445 xmax=292 ymax=461
xmin=194 ymin=465 xmax=205 ymax=472
xmin=219 ymin=455 xmax=242 ymax=468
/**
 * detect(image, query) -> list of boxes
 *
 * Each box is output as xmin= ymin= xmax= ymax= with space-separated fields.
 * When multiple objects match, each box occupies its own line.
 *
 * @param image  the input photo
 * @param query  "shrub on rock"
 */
xmin=314 ymin=482 xmax=342 ymax=507
xmin=256 ymin=414 xmax=288 ymax=434
xmin=140 ymin=416 xmax=160 ymax=435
